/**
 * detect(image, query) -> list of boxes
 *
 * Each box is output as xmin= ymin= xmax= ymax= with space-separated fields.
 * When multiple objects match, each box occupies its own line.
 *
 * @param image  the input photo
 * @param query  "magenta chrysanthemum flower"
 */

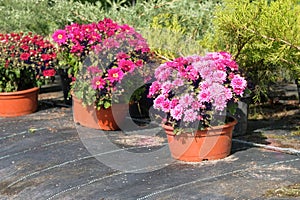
xmin=52 ymin=30 xmax=67 ymax=44
xmin=116 ymin=52 xmax=130 ymax=60
xmin=107 ymin=68 xmax=124 ymax=83
xmin=170 ymin=98 xmax=179 ymax=109
xmin=135 ymin=60 xmax=143 ymax=67
xmin=153 ymin=95 xmax=165 ymax=110
xmin=226 ymin=60 xmax=239 ymax=71
xmin=88 ymin=66 xmax=102 ymax=74
xmin=148 ymin=81 xmax=161 ymax=97
xmin=118 ymin=59 xmax=135 ymax=73
xmin=185 ymin=65 xmax=199 ymax=80
xmin=161 ymin=99 xmax=171 ymax=112
xmin=71 ymin=43 xmax=84 ymax=53
xmin=91 ymin=76 xmax=105 ymax=90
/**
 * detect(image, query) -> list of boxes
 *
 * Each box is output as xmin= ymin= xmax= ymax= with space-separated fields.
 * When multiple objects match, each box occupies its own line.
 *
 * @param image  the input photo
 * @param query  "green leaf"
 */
xmin=227 ymin=102 xmax=238 ymax=115
xmin=104 ymin=101 xmax=111 ymax=109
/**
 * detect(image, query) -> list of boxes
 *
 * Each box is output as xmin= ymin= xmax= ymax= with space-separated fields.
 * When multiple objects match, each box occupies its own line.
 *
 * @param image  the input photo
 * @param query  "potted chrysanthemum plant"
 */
xmin=0 ymin=32 xmax=57 ymax=117
xmin=147 ymin=52 xmax=247 ymax=162
xmin=66 ymin=19 xmax=155 ymax=130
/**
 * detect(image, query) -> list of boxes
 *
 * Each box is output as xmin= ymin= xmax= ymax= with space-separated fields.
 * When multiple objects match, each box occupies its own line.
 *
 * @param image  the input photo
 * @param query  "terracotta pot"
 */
xmin=72 ymin=95 xmax=128 ymax=130
xmin=0 ymin=87 xmax=39 ymax=117
xmin=72 ymin=95 xmax=100 ymax=129
xmin=162 ymin=117 xmax=237 ymax=162
xmin=96 ymin=104 xmax=128 ymax=131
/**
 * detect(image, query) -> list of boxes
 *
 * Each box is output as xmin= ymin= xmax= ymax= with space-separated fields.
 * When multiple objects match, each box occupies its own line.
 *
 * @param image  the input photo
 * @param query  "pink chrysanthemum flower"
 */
xmin=199 ymin=66 xmax=212 ymax=79
xmin=183 ymin=109 xmax=198 ymax=123
xmin=107 ymin=68 xmax=124 ymax=83
xmin=213 ymin=95 xmax=228 ymax=111
xmin=170 ymin=105 xmax=183 ymax=121
xmin=173 ymin=78 xmax=184 ymax=87
xmin=155 ymin=64 xmax=171 ymax=82
xmin=161 ymin=81 xmax=173 ymax=94
xmin=231 ymin=74 xmax=247 ymax=96
xmin=91 ymin=76 xmax=106 ymax=90
xmin=213 ymin=70 xmax=227 ymax=83
xmin=153 ymin=95 xmax=166 ymax=110
xmin=88 ymin=66 xmax=102 ymax=74
xmin=148 ymin=81 xmax=161 ymax=97
xmin=198 ymin=89 xmax=211 ymax=103
xmin=179 ymin=94 xmax=194 ymax=108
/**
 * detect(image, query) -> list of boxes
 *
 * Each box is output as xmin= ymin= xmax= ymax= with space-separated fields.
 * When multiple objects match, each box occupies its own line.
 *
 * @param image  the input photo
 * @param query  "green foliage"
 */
xmin=0 ymin=0 xmax=106 ymax=34
xmin=140 ymin=27 xmax=204 ymax=62
xmin=56 ymin=51 xmax=82 ymax=77
xmin=0 ymin=66 xmax=38 ymax=92
xmin=201 ymin=0 xmax=300 ymax=102
xmin=133 ymin=0 xmax=218 ymax=61
xmin=0 ymin=0 xmax=218 ymax=41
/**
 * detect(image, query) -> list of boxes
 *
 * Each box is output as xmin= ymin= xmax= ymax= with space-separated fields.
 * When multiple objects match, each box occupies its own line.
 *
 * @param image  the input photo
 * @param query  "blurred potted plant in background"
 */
xmin=0 ymin=32 xmax=57 ymax=117
xmin=148 ymin=52 xmax=247 ymax=162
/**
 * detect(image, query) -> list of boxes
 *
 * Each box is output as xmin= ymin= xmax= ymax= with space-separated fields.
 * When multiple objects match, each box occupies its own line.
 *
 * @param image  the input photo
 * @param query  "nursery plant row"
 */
xmin=0 ymin=0 xmax=299 ymax=102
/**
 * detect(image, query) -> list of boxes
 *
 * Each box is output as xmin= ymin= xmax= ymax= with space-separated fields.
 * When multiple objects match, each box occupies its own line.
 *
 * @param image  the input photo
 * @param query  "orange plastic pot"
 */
xmin=0 ymin=87 xmax=39 ymax=117
xmin=163 ymin=117 xmax=237 ymax=162
xmin=72 ymin=95 xmax=128 ymax=130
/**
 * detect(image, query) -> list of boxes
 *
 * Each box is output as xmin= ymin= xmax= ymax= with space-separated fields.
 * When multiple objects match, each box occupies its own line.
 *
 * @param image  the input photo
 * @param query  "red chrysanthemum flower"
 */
xmin=41 ymin=54 xmax=51 ymax=61
xmin=43 ymin=69 xmax=56 ymax=77
xmin=21 ymin=44 xmax=29 ymax=51
xmin=20 ymin=52 xmax=30 ymax=61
